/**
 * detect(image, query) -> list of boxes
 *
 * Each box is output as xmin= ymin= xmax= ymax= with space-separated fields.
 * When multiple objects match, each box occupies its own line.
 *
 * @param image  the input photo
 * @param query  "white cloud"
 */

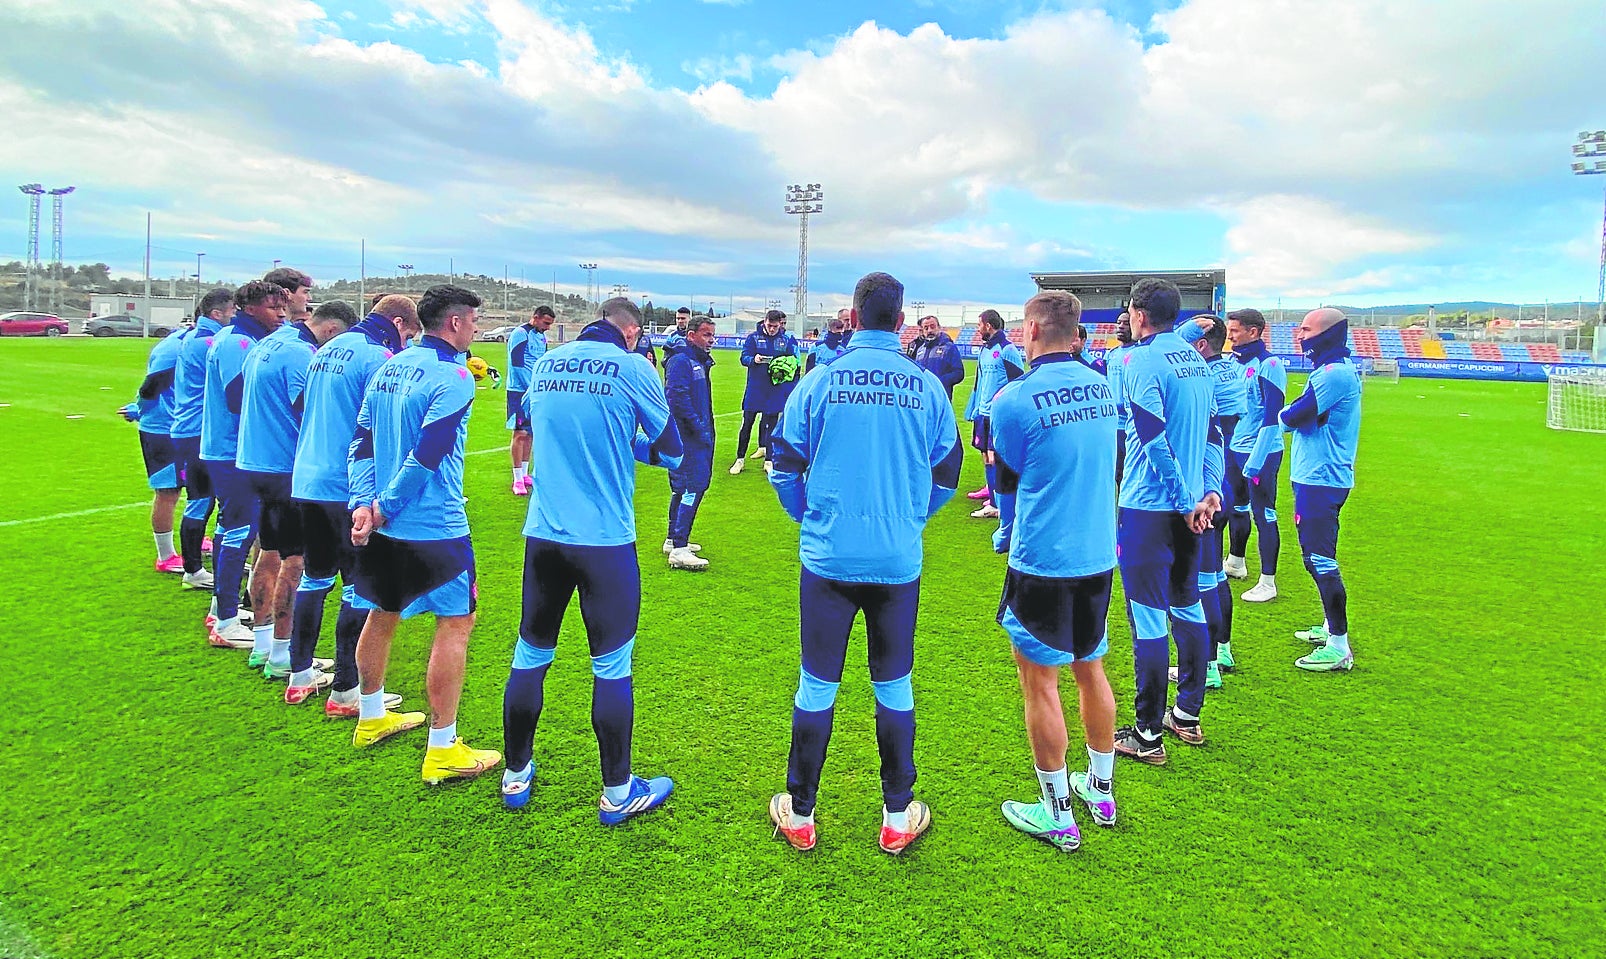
xmin=683 ymin=53 xmax=755 ymax=84
xmin=1221 ymin=195 xmax=1433 ymax=297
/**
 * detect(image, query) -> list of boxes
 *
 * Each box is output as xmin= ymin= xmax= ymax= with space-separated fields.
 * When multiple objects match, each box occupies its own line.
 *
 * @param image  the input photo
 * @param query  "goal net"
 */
xmin=1361 ymin=357 xmax=1399 ymax=383
xmin=1546 ymin=369 xmax=1606 ymax=433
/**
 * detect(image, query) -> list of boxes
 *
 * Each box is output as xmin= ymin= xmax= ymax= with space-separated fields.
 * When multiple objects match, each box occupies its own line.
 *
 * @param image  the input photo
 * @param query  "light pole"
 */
xmin=195 ymin=252 xmax=205 ymax=306
xmin=1571 ymin=130 xmax=1606 ymax=323
xmin=912 ymin=300 xmax=926 ymax=324
xmin=398 ymin=263 xmax=413 ymax=292
xmin=785 ymin=183 xmax=823 ymax=328
xmin=579 ymin=263 xmax=598 ymax=314
xmin=19 ymin=184 xmax=43 ymax=310
xmin=273 ymin=258 xmax=281 ymax=271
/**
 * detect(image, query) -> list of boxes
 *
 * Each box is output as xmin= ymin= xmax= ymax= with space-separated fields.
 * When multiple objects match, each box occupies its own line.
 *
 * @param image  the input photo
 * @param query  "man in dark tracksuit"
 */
xmin=730 ymin=309 xmax=799 ymax=473
xmin=906 ymin=315 xmax=965 ymax=397
xmin=664 ymin=318 xmax=716 ymax=569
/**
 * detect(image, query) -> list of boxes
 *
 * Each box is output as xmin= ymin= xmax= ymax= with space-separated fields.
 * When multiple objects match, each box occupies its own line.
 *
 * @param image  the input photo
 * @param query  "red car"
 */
xmin=0 ymin=311 xmax=69 ymax=336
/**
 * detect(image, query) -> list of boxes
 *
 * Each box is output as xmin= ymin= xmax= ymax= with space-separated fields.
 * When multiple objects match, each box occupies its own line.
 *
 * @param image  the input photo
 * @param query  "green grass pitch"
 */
xmin=0 ymin=337 xmax=1601 ymax=959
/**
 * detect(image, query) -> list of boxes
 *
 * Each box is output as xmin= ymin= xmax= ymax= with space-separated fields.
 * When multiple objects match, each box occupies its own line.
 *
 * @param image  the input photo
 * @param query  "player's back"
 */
xmin=170 ymin=317 xmax=221 ymax=440
xmin=1118 ymin=329 xmax=1215 ymax=512
xmin=200 ymin=312 xmax=269 ymax=462
xmin=522 ymin=328 xmax=670 ymax=547
xmin=238 ymin=323 xmax=317 ymax=474
xmin=1290 ymin=359 xmax=1362 ymax=488
xmin=357 ymin=335 xmax=474 ymax=540
xmin=992 ymin=355 xmax=1118 ymax=578
xmin=1208 ymin=354 xmax=1249 ymax=422
xmin=783 ymin=330 xmax=957 ymax=584
xmin=1105 ymin=343 xmax=1133 ymax=432
xmin=140 ymin=328 xmax=186 ymax=437
xmin=293 ymin=322 xmax=398 ymax=502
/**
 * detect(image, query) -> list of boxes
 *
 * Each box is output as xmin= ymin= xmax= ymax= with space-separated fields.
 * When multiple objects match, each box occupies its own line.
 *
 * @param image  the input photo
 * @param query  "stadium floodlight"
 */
xmin=579 ymin=262 xmax=598 ymax=313
xmin=397 ymin=263 xmax=413 ymax=291
xmin=784 ymin=183 xmax=823 ymax=330
xmin=19 ymin=184 xmax=43 ymax=310
xmin=1572 ymin=131 xmax=1606 ymax=324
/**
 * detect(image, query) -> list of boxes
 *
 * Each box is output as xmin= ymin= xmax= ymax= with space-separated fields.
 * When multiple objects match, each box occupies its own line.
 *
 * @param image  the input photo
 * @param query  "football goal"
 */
xmin=1546 ymin=369 xmax=1606 ymax=433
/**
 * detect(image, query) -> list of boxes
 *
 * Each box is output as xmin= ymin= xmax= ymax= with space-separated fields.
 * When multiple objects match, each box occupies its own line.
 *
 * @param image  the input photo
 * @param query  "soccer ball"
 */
xmin=467 ymin=356 xmax=490 ymax=381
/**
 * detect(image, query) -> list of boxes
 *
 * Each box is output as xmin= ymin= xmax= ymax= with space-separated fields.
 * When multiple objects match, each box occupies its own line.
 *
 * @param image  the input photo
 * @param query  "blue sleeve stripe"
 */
xmin=351 ymin=424 xmax=375 ymax=461
xmin=1259 ymin=378 xmax=1285 ymax=426
xmin=772 ymin=433 xmax=808 ymax=474
xmin=1280 ymin=389 xmax=1319 ymax=429
xmin=1130 ymin=401 xmax=1167 ymax=445
xmin=224 ymin=373 xmax=245 ymax=414
xmin=932 ymin=431 xmax=963 ymax=489
xmin=415 ymin=401 xmax=472 ymax=471
xmin=648 ymin=416 xmax=684 ymax=464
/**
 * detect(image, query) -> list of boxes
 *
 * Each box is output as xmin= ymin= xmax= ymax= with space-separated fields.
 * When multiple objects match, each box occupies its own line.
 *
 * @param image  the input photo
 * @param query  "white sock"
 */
xmin=289 ymin=668 xmax=314 ymax=687
xmin=513 ymin=464 xmax=526 ymax=482
xmin=154 ymin=531 xmax=176 ymax=560
xmin=791 ymin=810 xmax=814 ymax=827
xmin=1173 ymin=705 xmax=1199 ymax=723
xmin=883 ymin=806 xmax=910 ymax=831
xmin=1035 ymin=765 xmax=1070 ymax=821
xmin=251 ymin=623 xmax=274 ymax=655
xmin=503 ymin=762 xmax=533 ymax=785
xmin=1228 ymin=554 xmax=1244 ymax=565
xmin=359 ymin=688 xmax=387 ymax=720
xmin=269 ymin=638 xmax=290 ymax=667
xmin=1327 ymin=632 xmax=1351 ymax=656
xmin=330 ymin=687 xmax=359 ymax=705
xmin=603 ymin=778 xmax=633 ymax=804
xmin=427 ymin=722 xmax=457 ymax=749
xmin=1087 ymin=746 xmax=1115 ymax=787
xmin=1258 ymin=574 xmax=1276 ymax=588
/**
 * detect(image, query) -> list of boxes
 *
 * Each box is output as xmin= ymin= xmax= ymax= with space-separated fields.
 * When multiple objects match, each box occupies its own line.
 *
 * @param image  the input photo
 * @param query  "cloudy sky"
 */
xmin=1 ymin=0 xmax=1602 ymax=313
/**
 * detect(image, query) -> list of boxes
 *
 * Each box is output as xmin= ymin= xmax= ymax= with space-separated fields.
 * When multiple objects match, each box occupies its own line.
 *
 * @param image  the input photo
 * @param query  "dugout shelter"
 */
xmin=1029 ymin=269 xmax=1227 ymax=327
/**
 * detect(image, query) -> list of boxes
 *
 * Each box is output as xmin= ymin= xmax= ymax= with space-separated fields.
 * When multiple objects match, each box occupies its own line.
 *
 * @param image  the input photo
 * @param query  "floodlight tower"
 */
xmin=579 ymin=263 xmax=598 ymax=313
xmin=48 ymin=187 xmax=74 ymax=313
xmin=784 ymin=183 xmax=823 ymax=325
xmin=1571 ymin=130 xmax=1606 ymax=323
xmin=398 ymin=263 xmax=413 ymax=291
xmin=18 ymin=184 xmax=43 ymax=310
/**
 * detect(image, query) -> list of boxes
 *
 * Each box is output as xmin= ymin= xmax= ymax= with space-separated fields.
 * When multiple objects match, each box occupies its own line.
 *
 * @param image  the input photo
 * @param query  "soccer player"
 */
xmin=729 ymin=310 xmax=798 ymax=474
xmin=1071 ymin=323 xmax=1107 ymax=376
xmin=664 ymin=316 xmax=716 ymax=570
xmin=906 ymin=314 xmax=964 ymax=396
xmin=1106 ymin=311 xmax=1136 ymax=484
xmin=1282 ymin=308 xmax=1363 ymax=672
xmin=237 ymin=299 xmax=356 ymax=680
xmin=963 ymin=309 xmax=1024 ymax=521
xmin=121 ymin=323 xmax=188 ymax=574
xmin=500 ymin=296 xmax=683 ymax=821
xmin=1112 ymin=278 xmax=1222 ymax=765
xmin=661 ymin=306 xmax=693 ymax=360
xmin=201 ymin=280 xmax=288 ymax=650
xmin=289 ymin=294 xmax=422 ymax=711
xmin=1174 ymin=315 xmax=1247 ymax=689
xmin=1223 ymin=307 xmax=1287 ymax=603
xmin=766 ymin=271 xmax=961 ymax=855
xmin=505 ymin=306 xmax=554 ymax=495
xmin=170 ymin=288 xmax=235 ymax=591
xmin=990 ymin=291 xmax=1120 ymax=853
xmin=806 ymin=314 xmax=853 ymax=372
xmin=264 ymin=267 xmax=314 ymax=324
xmin=347 ymin=284 xmax=501 ymax=785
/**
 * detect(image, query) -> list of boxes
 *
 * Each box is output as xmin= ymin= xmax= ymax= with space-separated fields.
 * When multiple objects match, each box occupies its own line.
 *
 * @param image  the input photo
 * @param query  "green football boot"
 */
xmin=1296 ymin=644 xmax=1353 ymax=672
xmin=1000 ymin=800 xmax=1080 ymax=852
xmin=246 ymin=651 xmax=269 ymax=669
xmin=1205 ymin=661 xmax=1223 ymax=689
xmin=1295 ymin=624 xmax=1329 ymax=645
xmin=1214 ymin=643 xmax=1236 ymax=671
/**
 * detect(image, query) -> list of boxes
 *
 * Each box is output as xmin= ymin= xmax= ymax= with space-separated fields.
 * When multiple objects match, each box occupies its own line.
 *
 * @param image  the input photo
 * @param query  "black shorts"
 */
xmin=997 ymin=567 xmax=1114 ymax=665
xmin=352 ymin=534 xmax=476 ymax=618
xmin=139 ymin=431 xmax=180 ymax=490
xmin=970 ymin=415 xmax=992 ymax=453
xmin=244 ymin=470 xmax=304 ymax=557
xmin=299 ymin=499 xmax=355 ymax=580
xmin=174 ymin=436 xmax=211 ymax=500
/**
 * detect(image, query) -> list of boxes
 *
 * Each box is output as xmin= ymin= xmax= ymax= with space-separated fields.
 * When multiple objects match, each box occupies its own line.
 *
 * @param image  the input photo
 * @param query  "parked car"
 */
xmin=82 ymin=314 xmax=178 ymax=337
xmin=0 ymin=311 xmax=69 ymax=336
xmin=478 ymin=325 xmax=519 ymax=342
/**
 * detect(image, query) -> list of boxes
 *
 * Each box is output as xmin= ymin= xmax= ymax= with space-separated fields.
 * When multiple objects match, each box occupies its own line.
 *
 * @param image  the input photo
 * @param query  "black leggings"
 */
xmin=736 ymin=411 xmax=778 ymax=459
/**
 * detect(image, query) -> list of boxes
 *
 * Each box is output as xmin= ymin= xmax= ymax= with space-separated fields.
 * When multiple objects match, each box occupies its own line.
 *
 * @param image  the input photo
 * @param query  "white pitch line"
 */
xmin=0 ymin=502 xmax=148 ymax=528
xmin=3 ymin=415 xmax=753 ymax=528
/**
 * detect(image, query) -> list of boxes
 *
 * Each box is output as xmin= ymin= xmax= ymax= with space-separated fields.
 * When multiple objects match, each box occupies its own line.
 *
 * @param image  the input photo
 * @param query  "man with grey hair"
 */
xmin=1281 ymin=308 xmax=1363 ymax=672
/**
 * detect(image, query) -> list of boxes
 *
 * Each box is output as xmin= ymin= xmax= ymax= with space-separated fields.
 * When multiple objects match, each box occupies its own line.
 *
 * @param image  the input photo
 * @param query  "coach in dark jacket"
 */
xmin=906 ymin=315 xmax=964 ymax=397
xmin=730 ymin=309 xmax=799 ymax=473
xmin=664 ymin=317 xmax=716 ymax=568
